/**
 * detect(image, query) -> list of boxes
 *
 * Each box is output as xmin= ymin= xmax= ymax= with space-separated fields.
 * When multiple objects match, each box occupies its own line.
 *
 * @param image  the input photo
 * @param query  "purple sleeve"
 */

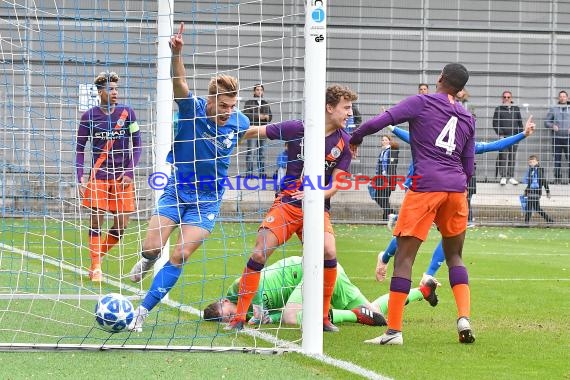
xmin=265 ymin=120 xmax=303 ymax=141
xmin=384 ymin=95 xmax=426 ymax=125
xmin=349 ymin=112 xmax=394 ymax=145
xmin=350 ymin=95 xmax=425 ymax=145
xmin=124 ymin=130 xmax=142 ymax=179
xmin=462 ymin=133 xmax=476 ymax=181
xmin=75 ymin=119 xmax=89 ymax=182
xmin=129 ymin=107 xmax=137 ymax=123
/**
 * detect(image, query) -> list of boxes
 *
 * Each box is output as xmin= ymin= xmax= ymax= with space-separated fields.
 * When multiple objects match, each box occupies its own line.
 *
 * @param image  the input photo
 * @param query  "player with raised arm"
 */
xmin=203 ymin=256 xmax=439 ymax=326
xmin=226 ymin=85 xmax=357 ymax=332
xmin=126 ymin=23 xmax=250 ymax=332
xmin=376 ymin=116 xmax=536 ymax=284
xmin=350 ymin=63 xmax=476 ymax=345
xmin=76 ymin=71 xmax=142 ymax=282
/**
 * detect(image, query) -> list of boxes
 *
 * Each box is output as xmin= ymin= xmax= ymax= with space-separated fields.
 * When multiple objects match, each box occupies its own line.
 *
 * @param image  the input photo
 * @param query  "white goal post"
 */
xmin=0 ymin=0 xmax=325 ymax=355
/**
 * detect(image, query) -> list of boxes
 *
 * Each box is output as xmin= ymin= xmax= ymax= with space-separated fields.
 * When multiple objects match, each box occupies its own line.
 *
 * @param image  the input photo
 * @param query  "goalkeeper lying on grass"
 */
xmin=203 ymin=256 xmax=438 ymax=326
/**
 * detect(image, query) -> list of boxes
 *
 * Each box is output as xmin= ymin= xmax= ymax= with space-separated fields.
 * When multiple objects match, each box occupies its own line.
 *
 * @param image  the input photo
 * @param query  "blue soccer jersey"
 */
xmin=166 ymin=92 xmax=250 ymax=199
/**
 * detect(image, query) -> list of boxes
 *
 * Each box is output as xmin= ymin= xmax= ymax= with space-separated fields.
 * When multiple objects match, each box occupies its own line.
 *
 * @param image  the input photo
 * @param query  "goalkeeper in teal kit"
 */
xmin=203 ymin=256 xmax=437 ymax=326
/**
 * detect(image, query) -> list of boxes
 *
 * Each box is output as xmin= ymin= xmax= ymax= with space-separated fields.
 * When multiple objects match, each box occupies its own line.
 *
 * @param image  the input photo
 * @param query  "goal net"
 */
xmin=0 ymin=0 xmax=313 ymax=352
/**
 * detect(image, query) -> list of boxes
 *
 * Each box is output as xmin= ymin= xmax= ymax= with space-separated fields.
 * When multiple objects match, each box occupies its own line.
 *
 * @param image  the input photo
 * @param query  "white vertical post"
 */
xmin=302 ymin=0 xmax=327 ymax=355
xmin=154 ymin=1 xmax=174 ymax=282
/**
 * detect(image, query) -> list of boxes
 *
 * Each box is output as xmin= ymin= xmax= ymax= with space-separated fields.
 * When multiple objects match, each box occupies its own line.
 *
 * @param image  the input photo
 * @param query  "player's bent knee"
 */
xmin=281 ymin=308 xmax=299 ymax=325
xmin=323 ymin=248 xmax=336 ymax=260
xmin=171 ymin=247 xmax=196 ymax=266
xmin=250 ymin=251 xmax=269 ymax=265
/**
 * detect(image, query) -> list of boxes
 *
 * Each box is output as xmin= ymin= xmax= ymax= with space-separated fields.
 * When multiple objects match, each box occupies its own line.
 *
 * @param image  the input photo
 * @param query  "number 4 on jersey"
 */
xmin=435 ymin=116 xmax=457 ymax=155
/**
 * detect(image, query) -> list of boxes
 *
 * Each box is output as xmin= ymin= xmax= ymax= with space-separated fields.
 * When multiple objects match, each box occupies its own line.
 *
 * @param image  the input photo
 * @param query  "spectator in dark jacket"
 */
xmin=243 ymin=84 xmax=272 ymax=177
xmin=493 ymin=90 xmax=524 ymax=186
xmin=522 ymin=155 xmax=553 ymax=224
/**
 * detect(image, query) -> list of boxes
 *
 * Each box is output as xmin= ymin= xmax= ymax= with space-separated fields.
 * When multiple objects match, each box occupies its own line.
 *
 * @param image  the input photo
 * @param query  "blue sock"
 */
xmin=426 ymin=240 xmax=445 ymax=276
xmin=141 ymin=261 xmax=182 ymax=311
xmin=382 ymin=237 xmax=398 ymax=264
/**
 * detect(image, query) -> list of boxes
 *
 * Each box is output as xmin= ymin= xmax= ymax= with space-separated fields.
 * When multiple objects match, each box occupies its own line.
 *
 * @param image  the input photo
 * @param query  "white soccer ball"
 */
xmin=95 ymin=293 xmax=134 ymax=333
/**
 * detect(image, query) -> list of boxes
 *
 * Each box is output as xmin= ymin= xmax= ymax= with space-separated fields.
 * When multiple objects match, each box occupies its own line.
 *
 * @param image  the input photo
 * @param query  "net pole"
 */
xmin=153 ymin=1 xmax=174 ymax=284
xmin=302 ymin=0 xmax=327 ymax=355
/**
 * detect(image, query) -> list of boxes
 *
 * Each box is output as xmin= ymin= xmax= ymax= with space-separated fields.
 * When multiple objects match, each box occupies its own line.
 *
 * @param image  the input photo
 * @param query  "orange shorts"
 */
xmin=260 ymin=198 xmax=334 ymax=245
xmin=82 ymin=179 xmax=136 ymax=213
xmin=394 ymin=190 xmax=468 ymax=241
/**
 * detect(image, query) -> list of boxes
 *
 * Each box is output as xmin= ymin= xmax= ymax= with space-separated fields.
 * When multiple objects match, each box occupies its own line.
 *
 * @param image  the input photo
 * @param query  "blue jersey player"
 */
xmin=127 ymin=23 xmax=250 ymax=332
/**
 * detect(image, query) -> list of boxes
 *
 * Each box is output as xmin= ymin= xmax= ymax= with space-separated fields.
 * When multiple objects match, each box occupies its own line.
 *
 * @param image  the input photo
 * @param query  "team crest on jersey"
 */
xmin=265 ymin=216 xmax=275 ymax=223
xmin=117 ymin=118 xmax=125 ymax=127
xmin=330 ymin=147 xmax=341 ymax=158
xmin=223 ymin=131 xmax=234 ymax=149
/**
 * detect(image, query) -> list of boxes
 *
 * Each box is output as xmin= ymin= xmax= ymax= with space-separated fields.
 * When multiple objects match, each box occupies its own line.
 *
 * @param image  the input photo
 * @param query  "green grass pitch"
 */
xmin=0 ymin=218 xmax=568 ymax=379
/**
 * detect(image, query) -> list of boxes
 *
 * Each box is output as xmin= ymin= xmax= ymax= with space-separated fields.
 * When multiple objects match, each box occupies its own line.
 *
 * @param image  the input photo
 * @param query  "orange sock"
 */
xmin=452 ymin=283 xmax=471 ymax=318
xmin=387 ymin=291 xmax=408 ymax=331
xmin=101 ymin=235 xmax=120 ymax=255
xmin=323 ymin=265 xmax=337 ymax=320
xmin=89 ymin=234 xmax=102 ymax=269
xmin=234 ymin=260 xmax=263 ymax=320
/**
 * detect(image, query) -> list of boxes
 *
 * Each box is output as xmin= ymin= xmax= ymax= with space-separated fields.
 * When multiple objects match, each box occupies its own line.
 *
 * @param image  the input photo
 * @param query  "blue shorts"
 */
xmin=154 ymin=186 xmax=223 ymax=233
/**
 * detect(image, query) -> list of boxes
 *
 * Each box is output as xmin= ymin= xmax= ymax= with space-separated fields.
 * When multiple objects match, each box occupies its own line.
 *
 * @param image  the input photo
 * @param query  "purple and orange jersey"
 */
xmin=76 ymin=104 xmax=141 ymax=182
xmin=266 ymin=120 xmax=352 ymax=209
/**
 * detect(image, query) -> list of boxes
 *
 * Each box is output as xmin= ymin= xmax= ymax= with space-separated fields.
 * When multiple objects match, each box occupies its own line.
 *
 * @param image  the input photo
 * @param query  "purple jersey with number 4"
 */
xmin=352 ymin=93 xmax=475 ymax=192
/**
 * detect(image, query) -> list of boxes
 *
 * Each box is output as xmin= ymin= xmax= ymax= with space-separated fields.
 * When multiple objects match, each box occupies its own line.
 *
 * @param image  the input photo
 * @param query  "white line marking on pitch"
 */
xmin=0 ymin=243 xmax=390 ymax=380
xmin=350 ymin=276 xmax=569 ymax=281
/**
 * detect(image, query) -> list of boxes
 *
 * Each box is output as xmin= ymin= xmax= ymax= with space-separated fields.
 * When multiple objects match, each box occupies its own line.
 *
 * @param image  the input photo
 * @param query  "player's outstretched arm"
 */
xmin=475 ymin=115 xmax=535 ymax=154
xmin=349 ymin=111 xmax=395 ymax=146
xmin=170 ymin=22 xmax=189 ymax=100
xmin=523 ymin=115 xmax=536 ymax=136
xmin=390 ymin=125 xmax=410 ymax=144
xmin=242 ymin=125 xmax=268 ymax=140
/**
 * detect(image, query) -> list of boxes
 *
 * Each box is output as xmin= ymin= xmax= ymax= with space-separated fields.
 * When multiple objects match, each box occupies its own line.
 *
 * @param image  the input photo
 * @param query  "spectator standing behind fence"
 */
xmin=418 ymin=83 xmax=429 ymax=95
xmin=493 ymin=90 xmax=524 ymax=186
xmin=455 ymin=88 xmax=475 ymax=116
xmin=243 ymin=84 xmax=272 ymax=178
xmin=545 ymin=90 xmax=570 ymax=184
xmin=522 ymin=155 xmax=553 ymax=224
xmin=372 ymin=135 xmax=399 ymax=220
